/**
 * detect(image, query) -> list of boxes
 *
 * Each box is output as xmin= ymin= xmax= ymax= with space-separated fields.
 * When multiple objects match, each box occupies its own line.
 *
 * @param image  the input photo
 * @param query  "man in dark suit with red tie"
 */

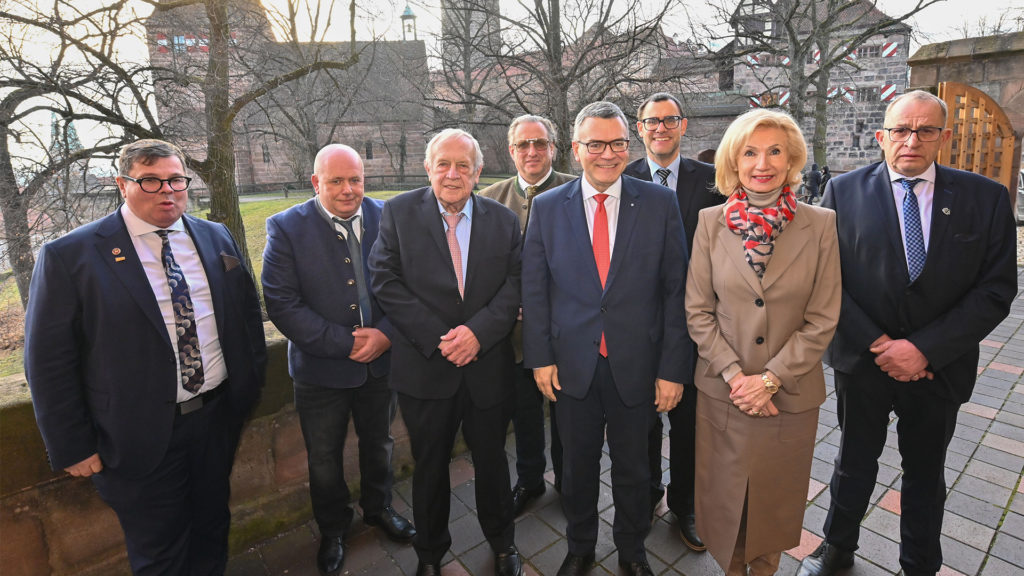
xmin=25 ymin=139 xmax=267 ymax=575
xmin=262 ymin=144 xmax=415 ymax=576
xmin=798 ymin=91 xmax=1016 ymax=576
xmin=523 ymin=102 xmax=691 ymax=576
xmin=624 ymin=92 xmax=721 ymax=550
xmin=368 ymin=129 xmax=523 ymax=576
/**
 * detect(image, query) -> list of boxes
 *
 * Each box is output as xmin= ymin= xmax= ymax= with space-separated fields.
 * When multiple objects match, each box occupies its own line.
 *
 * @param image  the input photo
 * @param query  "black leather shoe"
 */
xmin=678 ymin=512 xmax=706 ymax=551
xmin=364 ymin=506 xmax=417 ymax=543
xmin=618 ymin=559 xmax=654 ymax=576
xmin=415 ymin=561 xmax=441 ymax=576
xmin=316 ymin=535 xmax=345 ymax=576
xmin=796 ymin=542 xmax=855 ymax=576
xmin=495 ymin=545 xmax=524 ymax=576
xmin=556 ymin=552 xmax=595 ymax=576
xmin=511 ymin=482 xmax=546 ymax=517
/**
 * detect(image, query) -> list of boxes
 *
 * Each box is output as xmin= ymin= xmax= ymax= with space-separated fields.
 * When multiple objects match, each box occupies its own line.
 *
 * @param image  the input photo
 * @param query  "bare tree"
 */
xmin=432 ymin=0 xmax=694 ymax=172
xmin=699 ymin=0 xmax=941 ymax=165
xmin=0 ymin=0 xmax=364 ymax=307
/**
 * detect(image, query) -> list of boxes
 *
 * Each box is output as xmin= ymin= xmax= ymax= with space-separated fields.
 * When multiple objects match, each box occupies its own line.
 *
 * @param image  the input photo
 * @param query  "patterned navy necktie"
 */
xmin=655 ymin=168 xmax=671 ymax=187
xmin=156 ymin=230 xmax=204 ymax=393
xmin=898 ymin=178 xmax=926 ymax=282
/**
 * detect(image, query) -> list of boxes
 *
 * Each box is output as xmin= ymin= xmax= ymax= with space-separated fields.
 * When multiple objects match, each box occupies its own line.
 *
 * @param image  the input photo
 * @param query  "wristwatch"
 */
xmin=762 ymin=372 xmax=779 ymax=395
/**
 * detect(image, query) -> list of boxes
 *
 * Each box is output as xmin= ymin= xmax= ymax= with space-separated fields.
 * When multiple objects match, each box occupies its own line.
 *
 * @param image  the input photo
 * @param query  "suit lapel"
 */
xmin=716 ymin=210 xmax=764 ymax=295
xmin=94 ymin=211 xmax=171 ymax=347
xmin=183 ymin=215 xmax=227 ymax=339
xmin=761 ymin=208 xmax=811 ymax=290
xmin=676 ymin=158 xmax=701 ymax=222
xmin=868 ymin=164 xmax=908 ymax=280
xmin=465 ymin=194 xmax=489 ymax=296
xmin=927 ymin=166 xmax=955 ymax=268
xmin=605 ymin=183 xmax=640 ymax=290
xmin=563 ymin=181 xmax=603 ymax=289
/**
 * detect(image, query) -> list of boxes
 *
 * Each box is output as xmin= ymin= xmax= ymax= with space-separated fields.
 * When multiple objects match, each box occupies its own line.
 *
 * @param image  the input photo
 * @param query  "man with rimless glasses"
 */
xmin=522 ymin=102 xmax=691 ymax=576
xmin=625 ymin=92 xmax=721 ymax=551
xmin=25 ymin=138 xmax=267 ymax=575
xmin=479 ymin=115 xmax=576 ymax=517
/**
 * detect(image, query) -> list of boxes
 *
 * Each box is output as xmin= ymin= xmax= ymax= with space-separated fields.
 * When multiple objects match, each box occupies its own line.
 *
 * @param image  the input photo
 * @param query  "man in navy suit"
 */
xmin=624 ymin=92 xmax=720 ymax=550
xmin=522 ymin=102 xmax=691 ymax=576
xmin=25 ymin=139 xmax=267 ymax=575
xmin=262 ymin=144 xmax=415 ymax=576
xmin=798 ymin=91 xmax=1016 ymax=576
xmin=368 ymin=129 xmax=523 ymax=576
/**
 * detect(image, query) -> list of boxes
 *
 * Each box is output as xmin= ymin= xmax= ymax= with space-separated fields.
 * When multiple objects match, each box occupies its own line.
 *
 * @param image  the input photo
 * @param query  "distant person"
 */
xmin=624 ymin=91 xmax=720 ymax=551
xmin=368 ymin=129 xmax=524 ymax=576
xmin=479 ymin=114 xmax=575 ymax=515
xmin=805 ymin=162 xmax=822 ymax=203
xmin=820 ymin=165 xmax=831 ymax=190
xmin=686 ymin=109 xmax=840 ymax=576
xmin=798 ymin=90 xmax=1016 ymax=576
xmin=25 ymin=138 xmax=267 ymax=575
xmin=262 ymin=144 xmax=416 ymax=576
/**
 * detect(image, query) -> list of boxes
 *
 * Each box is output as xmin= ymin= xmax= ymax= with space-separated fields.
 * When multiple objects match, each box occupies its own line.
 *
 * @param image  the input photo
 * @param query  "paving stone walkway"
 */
xmin=227 ymin=271 xmax=1024 ymax=576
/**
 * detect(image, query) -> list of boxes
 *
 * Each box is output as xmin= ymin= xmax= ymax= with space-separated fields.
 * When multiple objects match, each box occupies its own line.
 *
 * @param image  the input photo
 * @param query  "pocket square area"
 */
xmin=220 ymin=252 xmax=241 ymax=271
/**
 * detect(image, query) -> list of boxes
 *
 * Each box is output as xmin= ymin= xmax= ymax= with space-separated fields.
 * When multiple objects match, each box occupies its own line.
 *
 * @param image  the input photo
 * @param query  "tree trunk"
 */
xmin=0 ymin=136 xmax=34 ymax=308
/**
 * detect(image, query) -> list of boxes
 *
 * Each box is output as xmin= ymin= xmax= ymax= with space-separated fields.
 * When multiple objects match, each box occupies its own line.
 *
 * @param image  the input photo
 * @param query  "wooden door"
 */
xmin=937 ymin=81 xmax=1016 ymax=193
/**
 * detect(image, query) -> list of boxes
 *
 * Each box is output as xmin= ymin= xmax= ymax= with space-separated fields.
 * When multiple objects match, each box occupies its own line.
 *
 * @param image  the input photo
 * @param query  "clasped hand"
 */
xmin=869 ymin=335 xmax=933 ymax=382
xmin=728 ymin=373 xmax=778 ymax=417
xmin=439 ymin=325 xmax=480 ymax=367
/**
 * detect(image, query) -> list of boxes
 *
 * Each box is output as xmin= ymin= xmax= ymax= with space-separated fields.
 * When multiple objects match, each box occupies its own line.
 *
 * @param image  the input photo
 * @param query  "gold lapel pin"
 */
xmin=942 ymin=207 xmax=951 ymax=215
xmin=115 ymin=256 xmax=126 ymax=262
xmin=111 ymin=247 xmax=121 ymax=255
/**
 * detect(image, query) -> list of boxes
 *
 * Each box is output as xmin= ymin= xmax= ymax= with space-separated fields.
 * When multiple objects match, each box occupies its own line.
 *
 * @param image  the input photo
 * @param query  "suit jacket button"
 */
xmin=350 ymin=303 xmax=358 ymax=310
xmin=755 ymin=336 xmax=764 ymax=344
xmin=347 ymin=279 xmax=356 ymax=286
xmin=600 ymin=306 xmax=607 ymax=313
xmin=755 ymin=298 xmax=764 ymax=307
xmin=345 ymin=257 xmax=352 ymax=264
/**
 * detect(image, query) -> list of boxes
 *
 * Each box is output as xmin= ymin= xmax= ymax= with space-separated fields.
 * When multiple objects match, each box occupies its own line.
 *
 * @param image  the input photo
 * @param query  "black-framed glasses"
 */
xmin=513 ymin=138 xmax=552 ymax=151
xmin=883 ymin=126 xmax=944 ymax=142
xmin=576 ymin=139 xmax=629 ymax=154
xmin=121 ymin=175 xmax=192 ymax=193
xmin=640 ymin=115 xmax=682 ymax=130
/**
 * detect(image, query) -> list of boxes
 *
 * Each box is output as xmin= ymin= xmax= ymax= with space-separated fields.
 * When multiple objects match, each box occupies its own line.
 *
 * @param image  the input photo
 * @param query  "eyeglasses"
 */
xmin=576 ymin=139 xmax=629 ymax=154
xmin=640 ymin=115 xmax=683 ymax=130
xmin=513 ymin=138 xmax=552 ymax=151
xmin=121 ymin=175 xmax=192 ymax=193
xmin=883 ymin=126 xmax=944 ymax=142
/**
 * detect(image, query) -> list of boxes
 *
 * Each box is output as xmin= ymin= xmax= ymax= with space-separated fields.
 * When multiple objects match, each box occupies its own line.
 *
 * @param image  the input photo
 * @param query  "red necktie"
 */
xmin=592 ymin=193 xmax=609 ymax=357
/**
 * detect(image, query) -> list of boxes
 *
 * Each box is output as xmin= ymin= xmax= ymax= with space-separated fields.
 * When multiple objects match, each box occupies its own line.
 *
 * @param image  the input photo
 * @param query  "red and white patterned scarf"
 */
xmin=723 ymin=186 xmax=797 ymax=278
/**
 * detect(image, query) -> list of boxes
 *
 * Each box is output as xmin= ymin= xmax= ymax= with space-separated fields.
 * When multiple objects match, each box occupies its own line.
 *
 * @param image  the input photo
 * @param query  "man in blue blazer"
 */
xmin=624 ymin=92 xmax=721 ymax=550
xmin=522 ymin=102 xmax=691 ymax=576
xmin=798 ymin=91 xmax=1017 ymax=576
xmin=25 ymin=139 xmax=267 ymax=575
xmin=368 ymin=129 xmax=523 ymax=576
xmin=262 ymin=144 xmax=415 ymax=576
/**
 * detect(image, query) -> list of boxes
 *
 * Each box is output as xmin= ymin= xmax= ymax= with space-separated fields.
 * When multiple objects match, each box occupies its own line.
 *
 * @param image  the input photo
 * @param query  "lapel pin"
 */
xmin=115 ymin=256 xmax=126 ymax=262
xmin=942 ymin=207 xmax=951 ymax=215
xmin=111 ymin=247 xmax=121 ymax=255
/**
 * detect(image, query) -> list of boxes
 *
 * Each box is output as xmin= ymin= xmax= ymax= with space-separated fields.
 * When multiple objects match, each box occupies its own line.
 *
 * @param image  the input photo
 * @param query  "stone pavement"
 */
xmin=227 ymin=272 xmax=1024 ymax=576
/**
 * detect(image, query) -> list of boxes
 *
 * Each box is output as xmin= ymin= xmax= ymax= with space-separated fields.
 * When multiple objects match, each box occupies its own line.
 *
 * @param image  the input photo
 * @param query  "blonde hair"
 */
xmin=715 ymin=109 xmax=807 ymax=195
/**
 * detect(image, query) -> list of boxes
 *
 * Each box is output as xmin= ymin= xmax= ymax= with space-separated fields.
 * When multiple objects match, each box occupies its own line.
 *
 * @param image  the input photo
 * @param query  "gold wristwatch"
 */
xmin=762 ymin=372 xmax=779 ymax=395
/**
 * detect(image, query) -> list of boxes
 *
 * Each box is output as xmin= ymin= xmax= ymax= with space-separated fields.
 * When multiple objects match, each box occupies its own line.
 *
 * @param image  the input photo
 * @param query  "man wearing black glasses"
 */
xmin=798 ymin=90 xmax=1016 ymax=576
xmin=25 ymin=139 xmax=267 ymax=575
xmin=625 ymin=92 xmax=721 ymax=552
xmin=522 ymin=102 xmax=691 ymax=576
xmin=479 ymin=115 xmax=575 ymax=517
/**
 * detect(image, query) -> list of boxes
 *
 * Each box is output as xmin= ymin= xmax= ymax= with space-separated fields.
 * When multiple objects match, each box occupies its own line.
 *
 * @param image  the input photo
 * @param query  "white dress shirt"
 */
xmin=581 ymin=176 xmax=622 ymax=261
xmin=121 ymin=205 xmax=226 ymax=401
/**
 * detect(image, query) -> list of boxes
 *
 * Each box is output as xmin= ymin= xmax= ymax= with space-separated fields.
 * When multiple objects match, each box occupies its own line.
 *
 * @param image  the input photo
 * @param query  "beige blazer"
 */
xmin=685 ymin=202 xmax=841 ymax=413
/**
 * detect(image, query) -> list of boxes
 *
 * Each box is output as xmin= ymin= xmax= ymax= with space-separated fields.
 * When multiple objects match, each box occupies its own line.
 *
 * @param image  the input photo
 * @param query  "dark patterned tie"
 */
xmin=334 ymin=217 xmax=372 ymax=325
xmin=156 ymin=230 xmax=204 ymax=393
xmin=655 ymin=168 xmax=671 ymax=187
xmin=898 ymin=178 xmax=926 ymax=282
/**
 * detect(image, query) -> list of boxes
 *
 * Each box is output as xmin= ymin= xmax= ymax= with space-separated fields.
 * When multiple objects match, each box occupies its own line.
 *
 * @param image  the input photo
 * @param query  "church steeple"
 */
xmin=401 ymin=3 xmax=417 ymax=41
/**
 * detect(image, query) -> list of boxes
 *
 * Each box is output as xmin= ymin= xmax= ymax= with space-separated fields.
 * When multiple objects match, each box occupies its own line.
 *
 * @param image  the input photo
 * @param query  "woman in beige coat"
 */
xmin=685 ymin=109 xmax=841 ymax=576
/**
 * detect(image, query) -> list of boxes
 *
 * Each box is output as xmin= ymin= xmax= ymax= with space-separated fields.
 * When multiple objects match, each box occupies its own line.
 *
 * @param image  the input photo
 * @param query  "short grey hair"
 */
xmin=573 ymin=102 xmax=628 ymax=141
xmin=507 ymin=115 xmax=558 ymax=146
xmin=118 ymin=139 xmax=187 ymax=175
xmin=425 ymin=128 xmax=484 ymax=171
xmin=886 ymin=90 xmax=948 ymax=126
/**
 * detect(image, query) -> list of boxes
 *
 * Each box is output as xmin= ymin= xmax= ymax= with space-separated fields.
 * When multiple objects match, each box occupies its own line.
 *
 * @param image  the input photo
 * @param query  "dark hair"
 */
xmin=118 ymin=139 xmax=187 ymax=175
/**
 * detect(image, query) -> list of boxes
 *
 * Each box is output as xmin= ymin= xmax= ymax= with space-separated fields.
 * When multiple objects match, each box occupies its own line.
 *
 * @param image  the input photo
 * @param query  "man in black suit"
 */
xmin=624 ymin=92 xmax=720 ymax=551
xmin=262 ymin=144 xmax=415 ymax=576
xmin=25 ymin=139 xmax=267 ymax=575
xmin=479 ymin=114 xmax=576 ymax=516
xmin=798 ymin=90 xmax=1017 ymax=576
xmin=368 ymin=129 xmax=523 ymax=576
